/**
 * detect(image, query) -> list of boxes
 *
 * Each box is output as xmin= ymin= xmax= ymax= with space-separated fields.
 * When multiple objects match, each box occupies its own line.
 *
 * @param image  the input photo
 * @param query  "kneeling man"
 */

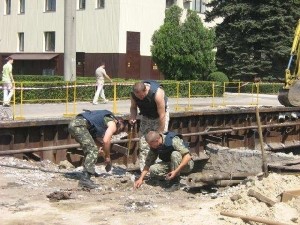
xmin=134 ymin=131 xmax=194 ymax=192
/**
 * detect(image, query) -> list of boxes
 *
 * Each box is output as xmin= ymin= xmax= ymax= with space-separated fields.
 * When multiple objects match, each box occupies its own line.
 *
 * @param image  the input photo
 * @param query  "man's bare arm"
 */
xmin=130 ymin=96 xmax=138 ymax=124
xmin=9 ymin=67 xmax=14 ymax=83
xmin=102 ymin=121 xmax=117 ymax=159
xmin=103 ymin=72 xmax=112 ymax=82
xmin=155 ymin=88 xmax=166 ymax=132
xmin=134 ymin=166 xmax=150 ymax=189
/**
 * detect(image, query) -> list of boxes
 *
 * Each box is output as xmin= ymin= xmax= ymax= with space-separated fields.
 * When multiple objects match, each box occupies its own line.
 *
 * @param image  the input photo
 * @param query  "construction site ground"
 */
xmin=0 ymin=156 xmax=300 ymax=225
xmin=1 ymin=94 xmax=300 ymax=224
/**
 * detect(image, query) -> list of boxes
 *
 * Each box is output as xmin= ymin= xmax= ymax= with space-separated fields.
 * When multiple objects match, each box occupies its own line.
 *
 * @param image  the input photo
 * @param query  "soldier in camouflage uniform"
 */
xmin=129 ymin=81 xmax=169 ymax=171
xmin=68 ymin=110 xmax=124 ymax=189
xmin=134 ymin=131 xmax=194 ymax=192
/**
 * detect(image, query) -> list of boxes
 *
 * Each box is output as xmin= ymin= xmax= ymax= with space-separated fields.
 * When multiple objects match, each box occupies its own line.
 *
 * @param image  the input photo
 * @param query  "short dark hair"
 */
xmin=133 ymin=82 xmax=146 ymax=93
xmin=6 ymin=56 xmax=13 ymax=61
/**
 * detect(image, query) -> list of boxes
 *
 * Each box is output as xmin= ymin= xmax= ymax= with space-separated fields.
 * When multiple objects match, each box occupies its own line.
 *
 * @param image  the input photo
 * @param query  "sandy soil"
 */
xmin=0 ymin=156 xmax=299 ymax=225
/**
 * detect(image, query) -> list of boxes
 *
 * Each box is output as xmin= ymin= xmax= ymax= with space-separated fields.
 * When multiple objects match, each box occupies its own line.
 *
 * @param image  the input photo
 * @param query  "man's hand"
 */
xmin=105 ymin=157 xmax=112 ymax=172
xmin=98 ymin=147 xmax=104 ymax=155
xmin=134 ymin=178 xmax=143 ymax=189
xmin=129 ymin=119 xmax=136 ymax=125
xmin=166 ymin=170 xmax=177 ymax=180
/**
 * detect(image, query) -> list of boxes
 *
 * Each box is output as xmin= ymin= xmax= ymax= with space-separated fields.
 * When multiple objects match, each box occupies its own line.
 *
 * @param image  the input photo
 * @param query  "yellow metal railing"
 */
xmin=0 ymin=80 xmax=283 ymax=120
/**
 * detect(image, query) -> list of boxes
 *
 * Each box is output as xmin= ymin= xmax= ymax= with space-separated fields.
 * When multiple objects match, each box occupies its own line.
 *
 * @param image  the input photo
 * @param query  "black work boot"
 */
xmin=78 ymin=171 xmax=99 ymax=189
xmin=164 ymin=176 xmax=181 ymax=192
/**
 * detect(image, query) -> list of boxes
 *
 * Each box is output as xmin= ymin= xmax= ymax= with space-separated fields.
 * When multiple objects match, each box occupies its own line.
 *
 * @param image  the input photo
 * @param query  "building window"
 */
xmin=96 ymin=0 xmax=105 ymax=9
xmin=45 ymin=32 xmax=55 ymax=51
xmin=45 ymin=0 xmax=56 ymax=12
xmin=5 ymin=0 xmax=11 ymax=15
xmin=192 ymin=0 xmax=207 ymax=14
xmin=18 ymin=33 xmax=24 ymax=52
xmin=166 ymin=0 xmax=176 ymax=8
xmin=78 ymin=0 xmax=86 ymax=10
xmin=19 ymin=0 xmax=25 ymax=14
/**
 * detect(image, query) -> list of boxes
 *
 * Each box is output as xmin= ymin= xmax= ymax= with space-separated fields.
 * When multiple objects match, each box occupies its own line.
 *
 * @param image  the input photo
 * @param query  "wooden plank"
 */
xmin=268 ymin=159 xmax=300 ymax=172
xmin=221 ymin=211 xmax=290 ymax=225
xmin=281 ymin=189 xmax=300 ymax=202
xmin=247 ymin=189 xmax=276 ymax=206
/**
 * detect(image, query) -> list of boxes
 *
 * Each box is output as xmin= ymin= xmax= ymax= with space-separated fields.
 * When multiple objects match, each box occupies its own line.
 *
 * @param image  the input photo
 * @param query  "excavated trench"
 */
xmin=1 ymin=106 xmax=300 ymax=188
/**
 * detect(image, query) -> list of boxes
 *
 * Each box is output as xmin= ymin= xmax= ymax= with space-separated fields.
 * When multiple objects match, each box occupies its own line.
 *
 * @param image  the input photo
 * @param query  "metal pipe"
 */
xmin=182 ymin=120 xmax=300 ymax=137
xmin=0 ymin=138 xmax=139 ymax=155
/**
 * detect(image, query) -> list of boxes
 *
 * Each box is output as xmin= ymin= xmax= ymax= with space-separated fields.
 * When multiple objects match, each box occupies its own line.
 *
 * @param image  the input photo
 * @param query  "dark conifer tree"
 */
xmin=205 ymin=0 xmax=300 ymax=81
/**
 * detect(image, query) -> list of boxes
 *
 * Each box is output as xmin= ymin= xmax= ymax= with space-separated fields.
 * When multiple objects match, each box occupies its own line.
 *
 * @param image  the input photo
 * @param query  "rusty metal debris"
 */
xmin=186 ymin=172 xmax=257 ymax=188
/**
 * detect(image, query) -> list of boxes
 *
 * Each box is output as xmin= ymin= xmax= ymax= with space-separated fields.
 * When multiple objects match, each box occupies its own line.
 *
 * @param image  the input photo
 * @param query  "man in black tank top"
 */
xmin=129 ymin=81 xmax=169 ymax=171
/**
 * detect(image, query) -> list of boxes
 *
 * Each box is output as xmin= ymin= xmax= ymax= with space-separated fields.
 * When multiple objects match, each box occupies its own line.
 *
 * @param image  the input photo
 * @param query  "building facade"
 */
xmin=0 ymin=0 xmax=212 ymax=80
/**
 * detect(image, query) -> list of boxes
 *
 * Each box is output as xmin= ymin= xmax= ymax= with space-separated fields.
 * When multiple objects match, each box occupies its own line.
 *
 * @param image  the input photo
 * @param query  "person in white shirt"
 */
xmin=92 ymin=62 xmax=112 ymax=105
xmin=2 ymin=57 xmax=14 ymax=107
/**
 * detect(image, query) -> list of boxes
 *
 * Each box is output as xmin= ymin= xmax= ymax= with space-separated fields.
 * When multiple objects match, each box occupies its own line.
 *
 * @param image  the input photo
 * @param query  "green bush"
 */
xmin=243 ymin=82 xmax=283 ymax=94
xmin=15 ymin=75 xmax=64 ymax=82
xmin=207 ymin=71 xmax=229 ymax=83
xmin=1 ymin=75 xmax=283 ymax=104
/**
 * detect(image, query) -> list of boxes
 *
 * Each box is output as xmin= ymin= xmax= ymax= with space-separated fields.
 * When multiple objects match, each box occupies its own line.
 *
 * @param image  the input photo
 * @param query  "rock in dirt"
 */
xmin=46 ymin=191 xmax=73 ymax=202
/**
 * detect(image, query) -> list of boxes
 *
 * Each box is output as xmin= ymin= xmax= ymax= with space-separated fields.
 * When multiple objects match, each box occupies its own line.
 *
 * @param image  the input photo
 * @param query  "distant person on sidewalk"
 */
xmin=2 ymin=57 xmax=14 ymax=107
xmin=68 ymin=110 xmax=125 ymax=189
xmin=92 ymin=62 xmax=112 ymax=105
xmin=129 ymin=80 xmax=169 ymax=171
xmin=134 ymin=131 xmax=194 ymax=192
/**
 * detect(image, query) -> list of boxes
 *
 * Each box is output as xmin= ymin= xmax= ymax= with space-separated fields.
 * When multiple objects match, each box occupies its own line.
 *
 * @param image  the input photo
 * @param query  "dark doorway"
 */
xmin=126 ymin=31 xmax=141 ymax=79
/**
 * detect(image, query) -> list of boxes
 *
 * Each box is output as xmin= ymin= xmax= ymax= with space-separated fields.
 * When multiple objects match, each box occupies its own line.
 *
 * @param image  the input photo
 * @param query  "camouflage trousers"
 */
xmin=149 ymin=151 xmax=194 ymax=178
xmin=139 ymin=108 xmax=170 ymax=171
xmin=68 ymin=117 xmax=98 ymax=174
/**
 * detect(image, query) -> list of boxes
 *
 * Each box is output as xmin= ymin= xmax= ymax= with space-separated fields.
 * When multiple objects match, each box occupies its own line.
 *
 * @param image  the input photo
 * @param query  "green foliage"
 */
xmin=243 ymin=82 xmax=283 ymax=94
xmin=207 ymin=71 xmax=229 ymax=83
xmin=15 ymin=75 xmax=64 ymax=82
xmin=151 ymin=5 xmax=216 ymax=80
xmin=205 ymin=0 xmax=300 ymax=82
xmin=2 ymin=76 xmax=284 ymax=104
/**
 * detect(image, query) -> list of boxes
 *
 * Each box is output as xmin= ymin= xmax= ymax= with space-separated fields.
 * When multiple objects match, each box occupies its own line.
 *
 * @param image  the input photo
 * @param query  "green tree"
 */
xmin=151 ymin=5 xmax=216 ymax=80
xmin=205 ymin=0 xmax=300 ymax=82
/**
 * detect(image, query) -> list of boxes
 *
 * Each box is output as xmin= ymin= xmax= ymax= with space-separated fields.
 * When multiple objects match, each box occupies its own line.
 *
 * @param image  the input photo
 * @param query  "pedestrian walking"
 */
xmin=2 ymin=57 xmax=14 ymax=107
xmin=92 ymin=62 xmax=112 ymax=105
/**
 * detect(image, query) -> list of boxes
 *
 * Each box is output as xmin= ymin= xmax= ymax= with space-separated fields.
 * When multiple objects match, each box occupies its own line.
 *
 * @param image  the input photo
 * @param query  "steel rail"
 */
xmin=1 ymin=120 xmax=300 ymax=155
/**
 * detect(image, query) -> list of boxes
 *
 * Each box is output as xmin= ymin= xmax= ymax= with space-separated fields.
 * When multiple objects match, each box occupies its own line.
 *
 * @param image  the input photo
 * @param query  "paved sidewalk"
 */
xmin=9 ymin=93 xmax=282 ymax=120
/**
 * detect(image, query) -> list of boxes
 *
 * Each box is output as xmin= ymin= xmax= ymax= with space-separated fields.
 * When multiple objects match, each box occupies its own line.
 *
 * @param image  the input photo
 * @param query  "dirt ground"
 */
xmin=0 ymin=156 xmax=300 ymax=225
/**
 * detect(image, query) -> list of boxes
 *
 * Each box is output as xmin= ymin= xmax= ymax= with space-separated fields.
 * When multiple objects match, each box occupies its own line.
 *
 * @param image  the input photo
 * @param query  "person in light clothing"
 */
xmin=2 ymin=57 xmax=14 ymax=107
xmin=92 ymin=62 xmax=112 ymax=105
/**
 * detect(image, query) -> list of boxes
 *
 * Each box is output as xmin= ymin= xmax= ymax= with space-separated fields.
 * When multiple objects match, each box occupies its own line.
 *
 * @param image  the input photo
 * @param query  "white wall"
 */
xmin=76 ymin=0 xmax=120 ymax=53
xmin=0 ymin=0 xmax=217 ymax=56
xmin=0 ymin=0 xmax=64 ymax=52
xmin=114 ymin=0 xmax=165 ymax=55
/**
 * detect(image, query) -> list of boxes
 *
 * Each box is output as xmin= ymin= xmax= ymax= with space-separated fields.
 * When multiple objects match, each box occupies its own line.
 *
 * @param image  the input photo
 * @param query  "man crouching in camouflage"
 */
xmin=134 ymin=131 xmax=194 ymax=192
xmin=68 ymin=109 xmax=124 ymax=189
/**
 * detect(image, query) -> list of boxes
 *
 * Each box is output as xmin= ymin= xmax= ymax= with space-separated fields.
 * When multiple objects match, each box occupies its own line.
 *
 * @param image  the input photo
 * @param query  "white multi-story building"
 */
xmin=0 ymin=0 xmax=212 ymax=79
